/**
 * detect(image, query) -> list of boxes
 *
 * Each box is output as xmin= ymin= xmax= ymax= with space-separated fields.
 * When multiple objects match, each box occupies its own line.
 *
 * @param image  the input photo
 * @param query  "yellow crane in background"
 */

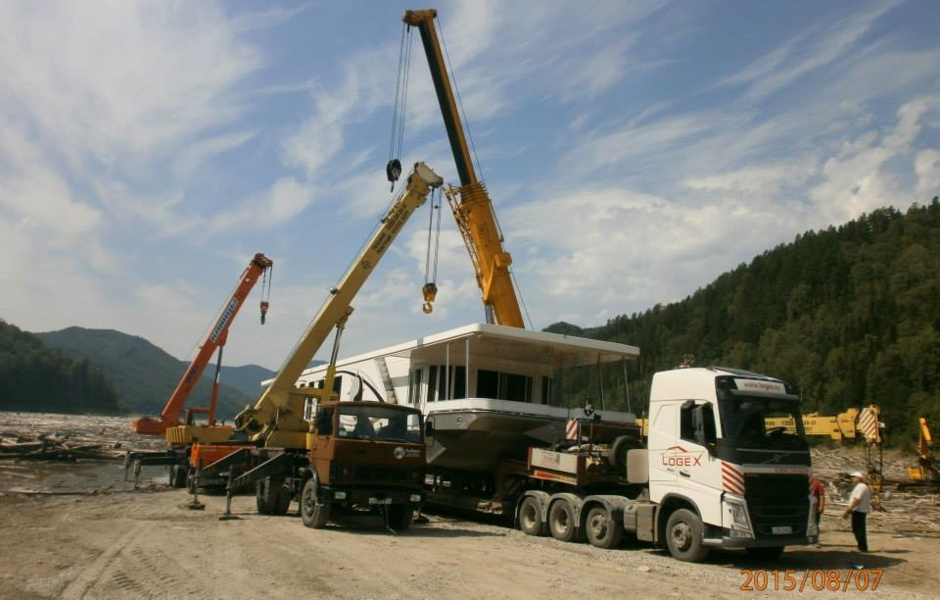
xmin=394 ymin=9 xmax=525 ymax=328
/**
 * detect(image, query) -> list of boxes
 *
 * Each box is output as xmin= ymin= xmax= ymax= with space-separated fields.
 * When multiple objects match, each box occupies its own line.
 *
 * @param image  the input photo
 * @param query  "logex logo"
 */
xmin=661 ymin=445 xmax=705 ymax=468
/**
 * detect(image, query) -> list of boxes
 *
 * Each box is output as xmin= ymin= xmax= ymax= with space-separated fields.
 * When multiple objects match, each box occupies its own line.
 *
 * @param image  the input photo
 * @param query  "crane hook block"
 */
xmin=260 ymin=300 xmax=270 ymax=325
xmin=422 ymin=282 xmax=438 ymax=314
xmin=386 ymin=158 xmax=402 ymax=191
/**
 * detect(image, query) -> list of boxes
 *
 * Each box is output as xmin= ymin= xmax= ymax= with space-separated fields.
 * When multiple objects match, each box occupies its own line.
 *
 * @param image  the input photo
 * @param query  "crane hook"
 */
xmin=422 ymin=282 xmax=438 ymax=314
xmin=260 ymin=300 xmax=269 ymax=325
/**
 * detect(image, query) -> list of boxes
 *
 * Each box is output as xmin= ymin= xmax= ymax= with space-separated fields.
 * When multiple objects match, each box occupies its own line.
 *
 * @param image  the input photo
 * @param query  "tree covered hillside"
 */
xmin=36 ymin=327 xmax=255 ymax=419
xmin=0 ymin=320 xmax=121 ymax=414
xmin=551 ymin=199 xmax=940 ymax=445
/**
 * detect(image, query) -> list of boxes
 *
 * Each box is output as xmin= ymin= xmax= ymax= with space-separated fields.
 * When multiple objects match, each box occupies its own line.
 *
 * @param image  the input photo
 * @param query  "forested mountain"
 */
xmin=549 ymin=199 xmax=940 ymax=446
xmin=35 ymin=327 xmax=274 ymax=419
xmin=0 ymin=320 xmax=121 ymax=413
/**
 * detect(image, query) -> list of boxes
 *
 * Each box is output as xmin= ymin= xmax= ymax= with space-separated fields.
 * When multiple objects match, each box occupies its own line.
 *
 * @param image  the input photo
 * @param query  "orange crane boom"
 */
xmin=131 ymin=252 xmax=273 ymax=435
xmin=403 ymin=9 xmax=525 ymax=328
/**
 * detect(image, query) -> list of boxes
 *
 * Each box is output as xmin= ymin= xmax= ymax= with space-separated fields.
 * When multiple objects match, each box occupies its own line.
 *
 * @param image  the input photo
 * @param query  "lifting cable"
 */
xmin=386 ymin=22 xmax=414 ymax=191
xmin=422 ymin=187 xmax=443 ymax=313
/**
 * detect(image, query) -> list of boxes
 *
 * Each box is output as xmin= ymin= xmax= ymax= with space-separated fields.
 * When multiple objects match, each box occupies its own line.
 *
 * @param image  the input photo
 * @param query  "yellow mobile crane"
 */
xmin=176 ymin=164 xmax=443 ymax=529
xmin=233 ymin=162 xmax=445 ymax=449
xmin=398 ymin=9 xmax=525 ymax=328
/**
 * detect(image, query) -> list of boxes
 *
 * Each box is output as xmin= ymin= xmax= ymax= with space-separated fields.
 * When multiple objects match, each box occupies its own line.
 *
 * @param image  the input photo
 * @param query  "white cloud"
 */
xmin=914 ymin=149 xmax=940 ymax=197
xmin=810 ymin=94 xmax=940 ymax=222
xmin=716 ymin=0 xmax=903 ymax=101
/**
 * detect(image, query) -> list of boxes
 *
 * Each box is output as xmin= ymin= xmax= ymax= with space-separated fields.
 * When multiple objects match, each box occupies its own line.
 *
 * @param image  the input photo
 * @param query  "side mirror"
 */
xmin=424 ymin=419 xmax=435 ymax=438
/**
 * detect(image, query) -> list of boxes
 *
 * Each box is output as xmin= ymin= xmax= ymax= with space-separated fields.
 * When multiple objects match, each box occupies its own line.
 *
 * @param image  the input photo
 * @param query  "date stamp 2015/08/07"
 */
xmin=740 ymin=569 xmax=883 ymax=592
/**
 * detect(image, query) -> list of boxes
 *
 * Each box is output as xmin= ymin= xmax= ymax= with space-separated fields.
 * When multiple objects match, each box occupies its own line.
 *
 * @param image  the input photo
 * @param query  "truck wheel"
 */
xmin=745 ymin=546 xmax=785 ymax=561
xmin=387 ymin=505 xmax=413 ymax=531
xmin=518 ymin=496 xmax=545 ymax=536
xmin=257 ymin=477 xmax=291 ymax=516
xmin=548 ymin=499 xmax=581 ymax=543
xmin=665 ymin=508 xmax=710 ymax=562
xmin=300 ymin=477 xmax=330 ymax=529
xmin=585 ymin=505 xmax=623 ymax=549
xmin=169 ymin=465 xmax=187 ymax=488
xmin=275 ymin=483 xmax=292 ymax=515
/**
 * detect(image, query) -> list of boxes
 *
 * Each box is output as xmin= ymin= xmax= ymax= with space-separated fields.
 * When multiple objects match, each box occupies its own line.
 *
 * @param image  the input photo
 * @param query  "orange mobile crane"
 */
xmin=127 ymin=253 xmax=272 ymax=487
xmin=399 ymin=9 xmax=525 ymax=328
xmin=132 ymin=252 xmax=273 ymax=436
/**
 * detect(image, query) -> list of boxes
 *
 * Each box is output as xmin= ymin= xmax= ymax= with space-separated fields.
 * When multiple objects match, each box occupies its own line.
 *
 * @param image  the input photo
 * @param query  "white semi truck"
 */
xmin=520 ymin=366 xmax=817 ymax=561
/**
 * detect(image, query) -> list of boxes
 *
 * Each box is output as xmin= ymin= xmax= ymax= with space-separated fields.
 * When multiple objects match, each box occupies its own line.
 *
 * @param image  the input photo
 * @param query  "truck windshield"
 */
xmin=338 ymin=404 xmax=423 ymax=443
xmin=718 ymin=397 xmax=806 ymax=445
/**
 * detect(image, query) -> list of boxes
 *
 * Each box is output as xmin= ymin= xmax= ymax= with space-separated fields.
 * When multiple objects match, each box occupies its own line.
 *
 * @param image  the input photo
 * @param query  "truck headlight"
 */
xmin=334 ymin=491 xmax=347 ymax=500
xmin=724 ymin=497 xmax=752 ymax=537
xmin=409 ymin=494 xmax=422 ymax=503
xmin=730 ymin=502 xmax=749 ymax=530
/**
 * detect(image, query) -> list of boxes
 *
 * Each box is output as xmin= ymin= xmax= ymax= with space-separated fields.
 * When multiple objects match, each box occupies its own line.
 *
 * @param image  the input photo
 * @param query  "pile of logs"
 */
xmin=0 ymin=431 xmax=126 ymax=462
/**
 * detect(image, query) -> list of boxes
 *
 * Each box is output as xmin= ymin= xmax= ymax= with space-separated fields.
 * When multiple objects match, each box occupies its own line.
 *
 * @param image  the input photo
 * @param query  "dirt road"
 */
xmin=0 ymin=487 xmax=937 ymax=600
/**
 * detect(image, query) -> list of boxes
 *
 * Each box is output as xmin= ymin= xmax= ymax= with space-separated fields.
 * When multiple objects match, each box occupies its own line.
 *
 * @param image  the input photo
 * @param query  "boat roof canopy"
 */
xmin=334 ymin=323 xmax=640 ymax=370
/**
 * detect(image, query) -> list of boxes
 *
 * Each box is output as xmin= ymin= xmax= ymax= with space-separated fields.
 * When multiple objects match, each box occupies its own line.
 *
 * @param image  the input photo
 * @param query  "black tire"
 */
xmin=548 ymin=499 xmax=581 ymax=543
xmin=275 ymin=483 xmax=292 ymax=515
xmin=745 ymin=546 xmax=785 ymax=561
xmin=300 ymin=477 xmax=330 ymax=529
xmin=608 ymin=435 xmax=642 ymax=469
xmin=665 ymin=508 xmax=709 ymax=562
xmin=169 ymin=465 xmax=187 ymax=489
xmin=584 ymin=505 xmax=623 ymax=549
xmin=257 ymin=477 xmax=291 ymax=516
xmin=387 ymin=505 xmax=414 ymax=531
xmin=518 ymin=496 xmax=545 ymax=536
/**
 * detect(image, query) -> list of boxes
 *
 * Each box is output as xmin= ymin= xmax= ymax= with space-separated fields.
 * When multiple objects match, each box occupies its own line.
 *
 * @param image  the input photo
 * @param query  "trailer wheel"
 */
xmin=745 ymin=546 xmax=785 ymax=561
xmin=519 ymin=496 xmax=545 ymax=536
xmin=300 ymin=477 xmax=330 ymax=529
xmin=665 ymin=508 xmax=710 ymax=562
xmin=387 ymin=505 xmax=413 ymax=531
xmin=585 ymin=505 xmax=623 ymax=549
xmin=548 ymin=499 xmax=581 ymax=543
xmin=257 ymin=477 xmax=291 ymax=516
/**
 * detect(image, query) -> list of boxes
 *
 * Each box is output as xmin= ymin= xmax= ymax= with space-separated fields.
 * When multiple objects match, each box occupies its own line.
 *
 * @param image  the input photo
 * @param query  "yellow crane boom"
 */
xmin=403 ymin=9 xmax=525 ymax=328
xmin=234 ymin=163 xmax=444 ymax=448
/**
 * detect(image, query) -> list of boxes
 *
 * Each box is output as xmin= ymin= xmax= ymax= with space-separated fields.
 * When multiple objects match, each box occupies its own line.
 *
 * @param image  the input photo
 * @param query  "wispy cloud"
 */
xmin=715 ymin=0 xmax=904 ymax=101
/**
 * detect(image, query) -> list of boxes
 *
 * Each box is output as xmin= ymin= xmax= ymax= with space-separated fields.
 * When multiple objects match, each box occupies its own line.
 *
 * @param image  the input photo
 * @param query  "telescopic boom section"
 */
xmin=234 ymin=163 xmax=444 ymax=446
xmin=403 ymin=9 xmax=525 ymax=329
xmin=131 ymin=252 xmax=274 ymax=435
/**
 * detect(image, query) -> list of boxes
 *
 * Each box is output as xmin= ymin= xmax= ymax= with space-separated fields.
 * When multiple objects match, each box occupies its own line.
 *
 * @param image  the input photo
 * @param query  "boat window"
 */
xmin=452 ymin=366 xmax=466 ymax=400
xmin=477 ymin=369 xmax=499 ymax=399
xmin=408 ymin=368 xmax=423 ymax=405
xmin=504 ymin=373 xmax=531 ymax=402
xmin=428 ymin=366 xmax=439 ymax=402
xmin=476 ymin=369 xmax=532 ymax=402
xmin=541 ymin=376 xmax=552 ymax=405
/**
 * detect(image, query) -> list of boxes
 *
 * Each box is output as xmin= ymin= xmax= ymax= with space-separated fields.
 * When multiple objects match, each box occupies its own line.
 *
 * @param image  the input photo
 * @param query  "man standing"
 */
xmin=843 ymin=471 xmax=871 ymax=552
xmin=809 ymin=474 xmax=825 ymax=544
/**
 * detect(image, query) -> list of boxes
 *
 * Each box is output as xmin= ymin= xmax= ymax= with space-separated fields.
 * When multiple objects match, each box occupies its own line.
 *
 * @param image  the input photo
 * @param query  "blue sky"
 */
xmin=1 ymin=0 xmax=938 ymax=370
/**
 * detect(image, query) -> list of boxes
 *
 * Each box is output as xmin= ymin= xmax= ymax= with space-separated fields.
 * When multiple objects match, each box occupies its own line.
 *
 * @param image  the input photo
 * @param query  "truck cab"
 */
xmin=646 ymin=367 xmax=816 ymax=560
xmin=299 ymin=400 xmax=426 ymax=530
